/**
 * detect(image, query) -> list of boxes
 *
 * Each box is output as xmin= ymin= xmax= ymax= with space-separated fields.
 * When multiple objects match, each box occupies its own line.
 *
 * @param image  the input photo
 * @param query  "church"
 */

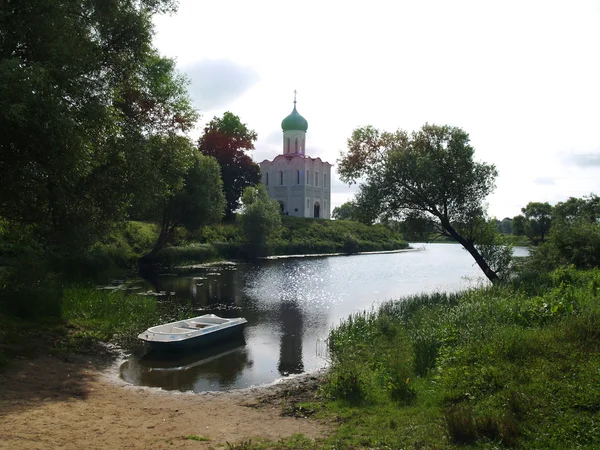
xmin=259 ymin=97 xmax=332 ymax=219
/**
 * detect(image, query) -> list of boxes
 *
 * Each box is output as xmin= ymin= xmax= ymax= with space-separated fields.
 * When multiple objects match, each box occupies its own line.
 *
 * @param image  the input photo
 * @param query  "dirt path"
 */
xmin=0 ymin=354 xmax=328 ymax=449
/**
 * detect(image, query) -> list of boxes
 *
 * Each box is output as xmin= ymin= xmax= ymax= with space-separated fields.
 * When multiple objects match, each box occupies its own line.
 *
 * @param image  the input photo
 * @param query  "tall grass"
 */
xmin=61 ymin=287 xmax=193 ymax=350
xmin=323 ymin=267 xmax=600 ymax=448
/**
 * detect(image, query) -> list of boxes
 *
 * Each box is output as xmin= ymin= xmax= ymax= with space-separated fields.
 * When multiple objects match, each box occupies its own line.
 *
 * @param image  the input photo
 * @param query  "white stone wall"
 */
xmin=282 ymin=130 xmax=306 ymax=156
xmin=259 ymin=155 xmax=331 ymax=219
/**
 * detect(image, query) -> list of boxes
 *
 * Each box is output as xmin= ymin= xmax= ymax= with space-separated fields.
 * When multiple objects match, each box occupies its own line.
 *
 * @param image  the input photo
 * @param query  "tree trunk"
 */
xmin=442 ymin=220 xmax=500 ymax=284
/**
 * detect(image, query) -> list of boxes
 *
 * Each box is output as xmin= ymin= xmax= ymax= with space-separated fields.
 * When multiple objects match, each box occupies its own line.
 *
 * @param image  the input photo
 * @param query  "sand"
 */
xmin=0 ymin=353 xmax=328 ymax=449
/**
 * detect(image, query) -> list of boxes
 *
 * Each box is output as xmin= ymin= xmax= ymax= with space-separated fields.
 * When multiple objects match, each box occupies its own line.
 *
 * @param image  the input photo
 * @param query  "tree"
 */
xmin=0 ymin=0 xmax=190 ymax=252
xmin=512 ymin=202 xmax=553 ymax=245
xmin=553 ymin=194 xmax=600 ymax=223
xmin=528 ymin=195 xmax=600 ymax=270
xmin=198 ymin=112 xmax=261 ymax=219
xmin=338 ymin=123 xmax=505 ymax=284
xmin=497 ymin=217 xmax=512 ymax=234
xmin=332 ymin=201 xmax=359 ymax=221
xmin=140 ymin=144 xmax=225 ymax=262
xmin=238 ymin=184 xmax=281 ymax=258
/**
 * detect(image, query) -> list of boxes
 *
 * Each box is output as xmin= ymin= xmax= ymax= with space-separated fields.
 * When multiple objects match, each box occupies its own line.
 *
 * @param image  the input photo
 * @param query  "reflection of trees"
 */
xmin=122 ymin=339 xmax=252 ymax=392
xmin=277 ymin=301 xmax=304 ymax=375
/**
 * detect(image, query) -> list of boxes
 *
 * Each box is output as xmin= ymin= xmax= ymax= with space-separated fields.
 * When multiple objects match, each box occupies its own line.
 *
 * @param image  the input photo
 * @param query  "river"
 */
xmin=119 ymin=243 xmax=528 ymax=392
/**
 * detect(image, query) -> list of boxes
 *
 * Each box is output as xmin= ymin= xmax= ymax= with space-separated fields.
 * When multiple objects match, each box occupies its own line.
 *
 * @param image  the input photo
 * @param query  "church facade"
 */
xmin=259 ymin=99 xmax=332 ymax=219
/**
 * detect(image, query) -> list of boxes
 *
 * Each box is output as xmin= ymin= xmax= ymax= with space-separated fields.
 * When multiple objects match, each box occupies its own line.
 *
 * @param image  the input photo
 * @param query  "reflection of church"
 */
xmin=259 ymin=95 xmax=332 ymax=219
xmin=277 ymin=301 xmax=304 ymax=375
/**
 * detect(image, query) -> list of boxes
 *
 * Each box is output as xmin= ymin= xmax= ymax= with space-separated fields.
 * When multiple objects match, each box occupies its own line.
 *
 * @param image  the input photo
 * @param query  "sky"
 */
xmin=153 ymin=0 xmax=600 ymax=219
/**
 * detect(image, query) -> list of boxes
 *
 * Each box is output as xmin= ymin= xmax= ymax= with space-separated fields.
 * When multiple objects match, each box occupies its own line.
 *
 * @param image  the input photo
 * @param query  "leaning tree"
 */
xmin=338 ymin=123 xmax=509 ymax=284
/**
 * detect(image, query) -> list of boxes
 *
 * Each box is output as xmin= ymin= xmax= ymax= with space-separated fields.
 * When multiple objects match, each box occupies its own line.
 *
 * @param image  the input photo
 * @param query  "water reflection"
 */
xmin=120 ymin=339 xmax=251 ymax=391
xmin=277 ymin=301 xmax=304 ymax=375
xmin=121 ymin=244 xmax=529 ymax=392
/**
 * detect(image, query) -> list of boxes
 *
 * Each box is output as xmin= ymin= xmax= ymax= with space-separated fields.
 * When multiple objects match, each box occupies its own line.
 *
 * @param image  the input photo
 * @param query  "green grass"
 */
xmin=320 ymin=267 xmax=600 ymax=448
xmin=61 ymin=286 xmax=195 ymax=351
xmin=184 ymin=435 xmax=210 ymax=442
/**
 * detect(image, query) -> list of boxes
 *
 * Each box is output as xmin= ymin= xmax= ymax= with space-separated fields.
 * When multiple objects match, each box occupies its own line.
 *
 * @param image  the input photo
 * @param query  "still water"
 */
xmin=120 ymin=243 xmax=528 ymax=392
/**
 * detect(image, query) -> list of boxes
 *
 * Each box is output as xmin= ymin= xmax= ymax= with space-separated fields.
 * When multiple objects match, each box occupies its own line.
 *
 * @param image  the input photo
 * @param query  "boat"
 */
xmin=138 ymin=314 xmax=247 ymax=351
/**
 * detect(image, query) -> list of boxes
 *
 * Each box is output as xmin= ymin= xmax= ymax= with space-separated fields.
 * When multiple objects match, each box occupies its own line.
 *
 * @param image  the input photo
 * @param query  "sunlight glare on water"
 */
xmin=120 ymin=244 xmax=528 ymax=392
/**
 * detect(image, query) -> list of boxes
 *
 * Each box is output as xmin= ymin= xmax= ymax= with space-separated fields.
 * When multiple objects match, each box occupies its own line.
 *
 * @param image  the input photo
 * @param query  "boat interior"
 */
xmin=154 ymin=317 xmax=232 ymax=334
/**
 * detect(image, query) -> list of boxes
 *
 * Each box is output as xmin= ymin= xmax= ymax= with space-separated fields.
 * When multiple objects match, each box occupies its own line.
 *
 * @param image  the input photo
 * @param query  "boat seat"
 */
xmin=170 ymin=327 xmax=193 ymax=333
xmin=180 ymin=322 xmax=210 ymax=329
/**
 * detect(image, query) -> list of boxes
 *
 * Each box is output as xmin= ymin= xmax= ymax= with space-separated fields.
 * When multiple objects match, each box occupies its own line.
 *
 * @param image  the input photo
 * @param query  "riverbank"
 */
xmin=0 ymin=352 xmax=327 ymax=449
xmin=318 ymin=266 xmax=600 ymax=448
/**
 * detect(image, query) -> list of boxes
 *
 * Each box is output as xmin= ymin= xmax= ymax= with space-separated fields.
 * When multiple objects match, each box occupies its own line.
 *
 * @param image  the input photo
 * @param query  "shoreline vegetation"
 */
xmin=3 ymin=207 xmax=600 ymax=448
xmin=0 ymin=216 xmax=408 ymax=368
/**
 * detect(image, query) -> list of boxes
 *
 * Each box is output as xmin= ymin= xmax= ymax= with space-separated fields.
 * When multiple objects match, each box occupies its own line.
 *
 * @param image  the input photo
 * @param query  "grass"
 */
xmin=184 ymin=435 xmax=210 ymax=442
xmin=319 ymin=266 xmax=600 ymax=448
xmin=61 ymin=286 xmax=195 ymax=351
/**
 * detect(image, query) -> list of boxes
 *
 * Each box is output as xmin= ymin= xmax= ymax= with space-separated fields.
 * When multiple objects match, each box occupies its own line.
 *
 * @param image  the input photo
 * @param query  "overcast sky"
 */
xmin=153 ymin=0 xmax=600 ymax=219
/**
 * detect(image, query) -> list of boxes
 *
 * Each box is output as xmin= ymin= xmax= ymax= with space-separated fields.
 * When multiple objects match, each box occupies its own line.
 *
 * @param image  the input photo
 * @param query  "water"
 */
xmin=120 ymin=243 xmax=528 ymax=392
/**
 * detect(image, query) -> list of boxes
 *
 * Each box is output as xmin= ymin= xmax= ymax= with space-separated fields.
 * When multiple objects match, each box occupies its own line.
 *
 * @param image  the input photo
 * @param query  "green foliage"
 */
xmin=331 ymin=201 xmax=360 ymax=222
xmin=141 ymin=149 xmax=226 ymax=259
xmin=198 ymin=112 xmax=260 ymax=219
xmin=322 ymin=267 xmax=600 ymax=448
xmin=497 ymin=217 xmax=513 ymax=234
xmin=338 ymin=123 xmax=502 ymax=284
xmin=276 ymin=216 xmax=407 ymax=256
xmin=0 ymin=0 xmax=193 ymax=251
xmin=513 ymin=201 xmax=553 ymax=245
xmin=62 ymin=287 xmax=158 ymax=341
xmin=527 ymin=194 xmax=600 ymax=271
xmin=238 ymin=184 xmax=282 ymax=258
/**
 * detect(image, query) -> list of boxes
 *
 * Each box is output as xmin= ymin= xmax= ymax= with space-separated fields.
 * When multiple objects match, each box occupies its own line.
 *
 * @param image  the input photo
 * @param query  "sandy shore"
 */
xmin=0 ymin=353 xmax=328 ymax=449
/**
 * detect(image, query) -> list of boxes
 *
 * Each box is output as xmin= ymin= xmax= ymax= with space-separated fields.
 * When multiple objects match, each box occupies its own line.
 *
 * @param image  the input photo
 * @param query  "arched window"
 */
xmin=324 ymin=174 xmax=327 ymax=188
xmin=297 ymin=170 xmax=300 ymax=184
xmin=280 ymin=171 xmax=284 ymax=185
xmin=295 ymin=138 xmax=298 ymax=153
xmin=315 ymin=171 xmax=319 ymax=187
xmin=306 ymin=170 xmax=310 ymax=185
xmin=286 ymin=138 xmax=290 ymax=153
xmin=306 ymin=198 xmax=310 ymax=209
xmin=314 ymin=201 xmax=320 ymax=219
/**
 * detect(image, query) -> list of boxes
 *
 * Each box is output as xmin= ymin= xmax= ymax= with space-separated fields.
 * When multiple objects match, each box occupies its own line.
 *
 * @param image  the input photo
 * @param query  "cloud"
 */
xmin=533 ymin=177 xmax=556 ymax=186
xmin=183 ymin=59 xmax=259 ymax=111
xmin=564 ymin=148 xmax=600 ymax=168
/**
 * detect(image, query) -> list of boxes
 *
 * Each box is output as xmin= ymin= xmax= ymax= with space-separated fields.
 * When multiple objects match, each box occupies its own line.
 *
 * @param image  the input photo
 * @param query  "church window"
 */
xmin=307 ymin=198 xmax=310 ymax=209
xmin=280 ymin=171 xmax=284 ymax=185
xmin=295 ymin=138 xmax=298 ymax=153
xmin=297 ymin=170 xmax=300 ymax=184
xmin=315 ymin=171 xmax=319 ymax=187
xmin=324 ymin=174 xmax=327 ymax=188
xmin=306 ymin=170 xmax=310 ymax=185
xmin=286 ymin=138 xmax=290 ymax=153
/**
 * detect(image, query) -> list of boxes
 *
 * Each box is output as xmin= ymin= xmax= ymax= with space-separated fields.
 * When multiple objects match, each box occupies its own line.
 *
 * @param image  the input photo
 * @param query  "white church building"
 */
xmin=259 ymin=98 xmax=332 ymax=219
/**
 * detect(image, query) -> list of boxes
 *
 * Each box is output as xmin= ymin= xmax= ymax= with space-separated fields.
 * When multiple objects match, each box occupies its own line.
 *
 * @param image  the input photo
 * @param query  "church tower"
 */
xmin=281 ymin=92 xmax=307 ymax=156
xmin=259 ymin=94 xmax=332 ymax=219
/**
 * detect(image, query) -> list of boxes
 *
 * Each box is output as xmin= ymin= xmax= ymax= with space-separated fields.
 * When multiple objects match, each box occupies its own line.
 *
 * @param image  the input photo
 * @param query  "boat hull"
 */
xmin=140 ymin=321 xmax=246 ymax=352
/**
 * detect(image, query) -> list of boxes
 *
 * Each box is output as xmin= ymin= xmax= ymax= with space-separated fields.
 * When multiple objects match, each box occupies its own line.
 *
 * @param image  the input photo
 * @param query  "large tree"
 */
xmin=198 ymin=112 xmax=260 ymax=219
xmin=0 ymin=0 xmax=189 ymax=251
xmin=338 ymin=123 xmax=506 ymax=284
xmin=238 ymin=184 xmax=281 ymax=258
xmin=512 ymin=202 xmax=553 ymax=245
xmin=331 ymin=201 xmax=359 ymax=221
xmin=138 ymin=140 xmax=226 ymax=262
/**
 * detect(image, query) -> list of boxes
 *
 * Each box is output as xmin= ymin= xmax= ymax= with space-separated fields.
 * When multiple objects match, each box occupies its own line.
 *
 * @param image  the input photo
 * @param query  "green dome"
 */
xmin=281 ymin=105 xmax=308 ymax=132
